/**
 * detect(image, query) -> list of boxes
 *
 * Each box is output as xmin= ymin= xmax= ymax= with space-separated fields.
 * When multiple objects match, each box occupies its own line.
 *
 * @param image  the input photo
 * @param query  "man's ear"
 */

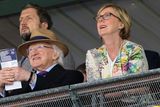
xmin=52 ymin=52 xmax=59 ymax=60
xmin=41 ymin=22 xmax=48 ymax=29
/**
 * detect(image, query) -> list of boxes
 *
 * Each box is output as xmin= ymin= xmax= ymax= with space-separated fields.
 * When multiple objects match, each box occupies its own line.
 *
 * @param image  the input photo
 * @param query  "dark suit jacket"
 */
xmin=34 ymin=64 xmax=83 ymax=91
xmin=145 ymin=50 xmax=160 ymax=69
xmin=6 ymin=64 xmax=84 ymax=96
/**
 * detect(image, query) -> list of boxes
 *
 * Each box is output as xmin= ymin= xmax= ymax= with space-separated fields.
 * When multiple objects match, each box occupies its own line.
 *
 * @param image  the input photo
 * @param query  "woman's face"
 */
xmin=96 ymin=7 xmax=123 ymax=38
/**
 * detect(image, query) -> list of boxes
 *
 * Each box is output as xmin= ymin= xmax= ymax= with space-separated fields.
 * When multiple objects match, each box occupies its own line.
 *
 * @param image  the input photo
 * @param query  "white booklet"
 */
xmin=0 ymin=48 xmax=22 ymax=91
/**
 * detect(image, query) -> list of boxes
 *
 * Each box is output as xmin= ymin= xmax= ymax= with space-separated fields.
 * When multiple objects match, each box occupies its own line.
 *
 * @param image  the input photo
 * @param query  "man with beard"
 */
xmin=19 ymin=3 xmax=75 ymax=71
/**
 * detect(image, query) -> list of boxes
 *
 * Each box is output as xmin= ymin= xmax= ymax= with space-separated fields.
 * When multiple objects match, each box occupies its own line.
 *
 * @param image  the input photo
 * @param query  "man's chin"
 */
xmin=21 ymin=33 xmax=31 ymax=41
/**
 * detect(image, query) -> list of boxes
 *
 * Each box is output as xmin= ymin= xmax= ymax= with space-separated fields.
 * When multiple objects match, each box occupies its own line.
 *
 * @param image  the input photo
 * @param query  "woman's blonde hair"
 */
xmin=97 ymin=3 xmax=131 ymax=39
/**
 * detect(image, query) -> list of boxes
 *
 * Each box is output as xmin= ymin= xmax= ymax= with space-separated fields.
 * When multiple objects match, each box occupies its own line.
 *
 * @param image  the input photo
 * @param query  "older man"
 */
xmin=0 ymin=29 xmax=83 ymax=97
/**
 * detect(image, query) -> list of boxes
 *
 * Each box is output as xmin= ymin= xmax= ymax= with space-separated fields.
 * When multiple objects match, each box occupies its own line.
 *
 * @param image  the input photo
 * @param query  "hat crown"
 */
xmin=31 ymin=29 xmax=58 ymax=41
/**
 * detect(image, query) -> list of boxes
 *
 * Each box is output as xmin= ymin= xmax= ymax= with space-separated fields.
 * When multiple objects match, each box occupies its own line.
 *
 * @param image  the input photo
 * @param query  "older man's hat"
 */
xmin=18 ymin=28 xmax=69 ymax=56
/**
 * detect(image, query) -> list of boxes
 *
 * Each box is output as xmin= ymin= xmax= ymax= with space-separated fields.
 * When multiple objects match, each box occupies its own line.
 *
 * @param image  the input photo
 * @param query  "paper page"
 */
xmin=0 ymin=48 xmax=22 ymax=91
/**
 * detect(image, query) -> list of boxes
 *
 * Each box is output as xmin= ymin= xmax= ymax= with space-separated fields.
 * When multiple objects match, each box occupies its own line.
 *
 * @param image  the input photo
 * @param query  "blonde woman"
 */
xmin=86 ymin=4 xmax=148 ymax=82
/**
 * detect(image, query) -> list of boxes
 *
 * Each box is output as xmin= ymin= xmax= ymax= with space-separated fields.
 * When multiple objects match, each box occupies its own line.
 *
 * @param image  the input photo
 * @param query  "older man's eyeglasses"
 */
xmin=27 ymin=45 xmax=53 ymax=54
xmin=94 ymin=12 xmax=121 ymax=22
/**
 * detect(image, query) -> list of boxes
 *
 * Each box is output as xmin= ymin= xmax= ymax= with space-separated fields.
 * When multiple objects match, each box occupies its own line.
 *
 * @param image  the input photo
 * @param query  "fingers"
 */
xmin=3 ymin=67 xmax=17 ymax=70
xmin=7 ymin=78 xmax=15 ymax=83
xmin=1 ymin=67 xmax=26 ymax=81
xmin=6 ymin=74 xmax=15 ymax=80
xmin=0 ymin=78 xmax=14 ymax=85
xmin=6 ymin=68 xmax=12 ymax=71
xmin=4 ymin=73 xmax=15 ymax=82
xmin=0 ymin=69 xmax=15 ymax=84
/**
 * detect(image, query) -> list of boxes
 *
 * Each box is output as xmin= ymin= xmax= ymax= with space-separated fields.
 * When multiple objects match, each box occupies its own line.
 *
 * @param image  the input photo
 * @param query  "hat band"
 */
xmin=30 ymin=36 xmax=49 ymax=41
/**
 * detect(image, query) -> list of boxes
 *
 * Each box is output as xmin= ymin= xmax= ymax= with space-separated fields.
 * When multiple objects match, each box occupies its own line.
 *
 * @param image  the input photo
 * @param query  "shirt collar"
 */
xmin=36 ymin=63 xmax=58 ymax=74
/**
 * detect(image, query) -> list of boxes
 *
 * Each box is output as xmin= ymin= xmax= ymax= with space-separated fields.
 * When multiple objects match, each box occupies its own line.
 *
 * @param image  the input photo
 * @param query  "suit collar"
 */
xmin=49 ymin=64 xmax=65 ymax=72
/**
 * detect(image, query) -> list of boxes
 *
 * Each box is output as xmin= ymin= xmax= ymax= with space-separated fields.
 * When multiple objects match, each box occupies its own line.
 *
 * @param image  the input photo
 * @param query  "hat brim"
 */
xmin=18 ymin=39 xmax=69 ymax=57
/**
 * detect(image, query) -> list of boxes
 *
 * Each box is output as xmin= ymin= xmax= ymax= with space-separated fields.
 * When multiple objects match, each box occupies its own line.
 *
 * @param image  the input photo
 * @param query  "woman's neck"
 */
xmin=103 ymin=36 xmax=123 ymax=61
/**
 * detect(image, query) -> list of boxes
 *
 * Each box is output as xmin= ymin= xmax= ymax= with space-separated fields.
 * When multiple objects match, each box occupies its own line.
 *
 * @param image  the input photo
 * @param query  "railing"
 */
xmin=0 ymin=68 xmax=160 ymax=107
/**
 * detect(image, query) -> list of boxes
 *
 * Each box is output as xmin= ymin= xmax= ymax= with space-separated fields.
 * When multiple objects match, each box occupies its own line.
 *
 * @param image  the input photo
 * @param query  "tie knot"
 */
xmin=37 ymin=71 xmax=47 ymax=77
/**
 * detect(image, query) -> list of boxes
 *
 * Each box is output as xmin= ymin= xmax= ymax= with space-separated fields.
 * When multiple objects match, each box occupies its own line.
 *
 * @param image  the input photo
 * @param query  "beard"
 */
xmin=21 ymin=32 xmax=31 ymax=42
xmin=20 ymin=26 xmax=32 ymax=42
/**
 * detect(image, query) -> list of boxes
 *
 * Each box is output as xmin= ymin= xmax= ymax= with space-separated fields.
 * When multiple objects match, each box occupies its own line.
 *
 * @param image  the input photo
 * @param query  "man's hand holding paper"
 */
xmin=0 ymin=48 xmax=22 ymax=91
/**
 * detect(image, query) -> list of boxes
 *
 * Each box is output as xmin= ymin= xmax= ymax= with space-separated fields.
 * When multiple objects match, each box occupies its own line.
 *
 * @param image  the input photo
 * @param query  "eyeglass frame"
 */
xmin=94 ymin=12 xmax=121 ymax=22
xmin=27 ymin=45 xmax=53 ymax=55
